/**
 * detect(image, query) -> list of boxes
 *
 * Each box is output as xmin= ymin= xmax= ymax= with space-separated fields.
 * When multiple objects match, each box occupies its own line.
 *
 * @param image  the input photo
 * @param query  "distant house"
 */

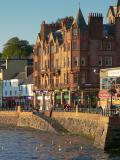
xmin=0 ymin=57 xmax=33 ymax=108
xmin=3 ymin=76 xmax=33 ymax=108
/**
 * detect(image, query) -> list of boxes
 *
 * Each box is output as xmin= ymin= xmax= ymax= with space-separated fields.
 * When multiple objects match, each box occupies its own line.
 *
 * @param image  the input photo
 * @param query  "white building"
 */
xmin=3 ymin=79 xmax=33 ymax=108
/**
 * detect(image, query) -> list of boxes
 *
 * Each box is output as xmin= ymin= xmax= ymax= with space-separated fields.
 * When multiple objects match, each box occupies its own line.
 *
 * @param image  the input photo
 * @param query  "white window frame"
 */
xmin=50 ymin=45 xmax=54 ymax=54
xmin=72 ymin=41 xmax=78 ymax=50
xmin=37 ymin=47 xmax=41 ymax=56
xmin=105 ymin=57 xmax=112 ymax=66
xmin=73 ymin=28 xmax=78 ymax=36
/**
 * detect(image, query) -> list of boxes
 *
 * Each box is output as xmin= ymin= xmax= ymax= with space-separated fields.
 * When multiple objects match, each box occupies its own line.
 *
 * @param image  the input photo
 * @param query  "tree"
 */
xmin=2 ymin=37 xmax=33 ymax=58
xmin=56 ymin=16 xmax=73 ymax=24
xmin=0 ymin=52 xmax=2 ymax=58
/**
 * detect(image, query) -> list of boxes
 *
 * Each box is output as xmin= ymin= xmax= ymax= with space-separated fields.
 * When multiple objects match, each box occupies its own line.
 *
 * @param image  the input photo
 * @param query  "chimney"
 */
xmin=88 ymin=13 xmax=103 ymax=39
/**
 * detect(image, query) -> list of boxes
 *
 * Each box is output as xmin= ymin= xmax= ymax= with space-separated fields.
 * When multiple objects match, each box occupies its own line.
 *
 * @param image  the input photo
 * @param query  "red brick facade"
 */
xmin=33 ymin=1 xmax=120 ymax=109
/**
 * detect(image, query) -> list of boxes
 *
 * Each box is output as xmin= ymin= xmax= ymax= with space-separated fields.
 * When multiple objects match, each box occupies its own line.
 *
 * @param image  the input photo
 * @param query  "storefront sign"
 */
xmin=99 ymin=90 xmax=117 ymax=98
xmin=108 ymin=70 xmax=120 ymax=77
xmin=27 ymin=96 xmax=33 ymax=100
xmin=64 ymin=95 xmax=69 ymax=99
xmin=56 ymin=95 xmax=61 ymax=100
xmin=98 ymin=90 xmax=111 ymax=98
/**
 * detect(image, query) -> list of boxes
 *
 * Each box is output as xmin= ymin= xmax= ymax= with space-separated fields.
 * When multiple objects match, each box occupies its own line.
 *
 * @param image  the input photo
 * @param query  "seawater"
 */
xmin=0 ymin=127 xmax=119 ymax=160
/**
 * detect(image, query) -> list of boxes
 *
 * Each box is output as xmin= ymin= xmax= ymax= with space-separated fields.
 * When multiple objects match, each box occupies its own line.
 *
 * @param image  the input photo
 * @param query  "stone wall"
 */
xmin=17 ymin=112 xmax=56 ymax=133
xmin=0 ymin=111 xmax=56 ymax=133
xmin=0 ymin=111 xmax=19 ymax=126
xmin=0 ymin=111 xmax=119 ymax=150
xmin=46 ymin=112 xmax=107 ymax=139
xmin=104 ymin=117 xmax=120 ymax=149
xmin=45 ymin=111 xmax=120 ymax=150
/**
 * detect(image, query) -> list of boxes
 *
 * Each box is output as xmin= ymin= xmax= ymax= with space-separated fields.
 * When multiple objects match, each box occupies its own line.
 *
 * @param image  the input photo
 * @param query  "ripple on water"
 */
xmin=0 ymin=128 xmax=119 ymax=160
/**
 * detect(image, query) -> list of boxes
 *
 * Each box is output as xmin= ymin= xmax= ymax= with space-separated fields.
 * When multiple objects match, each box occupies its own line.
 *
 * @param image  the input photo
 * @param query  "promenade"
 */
xmin=0 ymin=106 xmax=119 ymax=150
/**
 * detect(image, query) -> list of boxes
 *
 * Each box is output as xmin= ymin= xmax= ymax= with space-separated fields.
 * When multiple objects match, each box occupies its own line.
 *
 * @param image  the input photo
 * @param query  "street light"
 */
xmin=108 ymin=79 xmax=117 ymax=110
xmin=18 ymin=84 xmax=22 ymax=110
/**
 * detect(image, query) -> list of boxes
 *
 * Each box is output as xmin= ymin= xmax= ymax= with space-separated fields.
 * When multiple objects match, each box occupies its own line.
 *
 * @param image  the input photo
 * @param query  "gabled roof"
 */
xmin=107 ymin=0 xmax=120 ymax=18
xmin=55 ymin=31 xmax=63 ymax=45
xmin=107 ymin=6 xmax=118 ymax=18
xmin=14 ymin=72 xmax=33 ymax=84
xmin=74 ymin=7 xmax=87 ymax=30
xmin=48 ymin=32 xmax=56 ymax=44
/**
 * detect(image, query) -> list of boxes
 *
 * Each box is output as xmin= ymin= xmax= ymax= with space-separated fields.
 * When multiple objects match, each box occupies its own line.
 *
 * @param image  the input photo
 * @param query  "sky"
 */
xmin=0 ymin=0 xmax=116 ymax=52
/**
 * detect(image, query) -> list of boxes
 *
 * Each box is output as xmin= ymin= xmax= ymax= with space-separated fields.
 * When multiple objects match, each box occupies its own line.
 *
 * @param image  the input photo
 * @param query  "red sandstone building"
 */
xmin=33 ymin=1 xmax=120 ymax=110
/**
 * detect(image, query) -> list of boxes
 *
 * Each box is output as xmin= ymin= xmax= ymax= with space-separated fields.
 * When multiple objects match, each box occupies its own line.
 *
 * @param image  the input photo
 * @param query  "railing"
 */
xmin=0 ymin=106 xmax=33 ymax=112
xmin=0 ymin=107 xmax=16 ymax=111
xmin=53 ymin=107 xmax=120 ymax=117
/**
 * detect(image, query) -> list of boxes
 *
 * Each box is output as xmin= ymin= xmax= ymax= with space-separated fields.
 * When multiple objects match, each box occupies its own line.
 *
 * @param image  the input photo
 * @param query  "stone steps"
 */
xmin=34 ymin=112 xmax=68 ymax=134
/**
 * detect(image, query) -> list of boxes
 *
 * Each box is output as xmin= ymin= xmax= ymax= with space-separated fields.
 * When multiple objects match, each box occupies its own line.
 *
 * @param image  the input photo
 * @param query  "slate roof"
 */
xmin=75 ymin=7 xmax=87 ymax=30
xmin=103 ymin=24 xmax=115 ymax=36
xmin=14 ymin=72 xmax=33 ymax=84
xmin=53 ymin=31 xmax=63 ymax=45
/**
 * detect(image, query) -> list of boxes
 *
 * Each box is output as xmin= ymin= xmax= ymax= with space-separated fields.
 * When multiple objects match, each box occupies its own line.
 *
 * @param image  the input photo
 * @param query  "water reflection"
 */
xmin=0 ymin=127 xmax=119 ymax=160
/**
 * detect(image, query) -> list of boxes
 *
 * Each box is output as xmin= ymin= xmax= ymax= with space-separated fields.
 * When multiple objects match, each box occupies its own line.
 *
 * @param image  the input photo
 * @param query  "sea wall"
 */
xmin=48 ymin=112 xmax=101 ymax=138
xmin=45 ymin=111 xmax=120 ymax=150
xmin=17 ymin=112 xmax=56 ymax=133
xmin=0 ymin=111 xmax=119 ymax=150
xmin=0 ymin=111 xmax=19 ymax=126
xmin=0 ymin=111 xmax=56 ymax=133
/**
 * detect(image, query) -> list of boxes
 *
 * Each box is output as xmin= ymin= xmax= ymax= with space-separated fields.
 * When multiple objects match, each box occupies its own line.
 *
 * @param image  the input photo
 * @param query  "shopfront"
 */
xmin=99 ymin=67 xmax=120 ymax=108
xmin=54 ymin=90 xmax=70 ymax=107
xmin=36 ymin=90 xmax=51 ymax=110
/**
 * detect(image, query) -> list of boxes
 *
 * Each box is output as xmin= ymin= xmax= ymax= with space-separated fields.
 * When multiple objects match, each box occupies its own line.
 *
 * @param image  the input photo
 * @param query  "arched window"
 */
xmin=37 ymin=47 xmax=41 ymax=56
xmin=73 ymin=28 xmax=78 ymax=36
xmin=50 ymin=45 xmax=54 ymax=53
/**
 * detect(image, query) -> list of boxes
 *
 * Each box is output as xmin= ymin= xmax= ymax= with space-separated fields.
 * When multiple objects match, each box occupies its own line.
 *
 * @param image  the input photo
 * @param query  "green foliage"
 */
xmin=56 ymin=16 xmax=73 ymax=24
xmin=0 ymin=52 xmax=2 ymax=58
xmin=2 ymin=37 xmax=33 ymax=58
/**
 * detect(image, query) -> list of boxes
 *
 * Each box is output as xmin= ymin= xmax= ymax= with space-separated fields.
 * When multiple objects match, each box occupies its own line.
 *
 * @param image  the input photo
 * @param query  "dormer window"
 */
xmin=72 ymin=41 xmax=78 ymax=50
xmin=50 ymin=45 xmax=54 ymax=53
xmin=73 ymin=28 xmax=78 ymax=36
xmin=37 ymin=47 xmax=41 ymax=56
xmin=105 ymin=57 xmax=112 ymax=66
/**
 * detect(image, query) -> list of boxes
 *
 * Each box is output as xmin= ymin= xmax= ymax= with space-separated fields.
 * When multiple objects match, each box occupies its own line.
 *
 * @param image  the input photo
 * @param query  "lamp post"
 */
xmin=93 ymin=68 xmax=100 ymax=108
xmin=0 ymin=79 xmax=3 ymax=108
xmin=108 ymin=79 xmax=117 ymax=110
xmin=18 ymin=84 xmax=22 ymax=111
xmin=75 ymin=85 xmax=80 ymax=113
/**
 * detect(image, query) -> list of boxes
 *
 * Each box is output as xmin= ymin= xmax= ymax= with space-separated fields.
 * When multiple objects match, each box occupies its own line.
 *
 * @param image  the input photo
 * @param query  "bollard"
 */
xmin=17 ymin=106 xmax=21 ymax=112
xmin=76 ymin=105 xmax=78 ymax=115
